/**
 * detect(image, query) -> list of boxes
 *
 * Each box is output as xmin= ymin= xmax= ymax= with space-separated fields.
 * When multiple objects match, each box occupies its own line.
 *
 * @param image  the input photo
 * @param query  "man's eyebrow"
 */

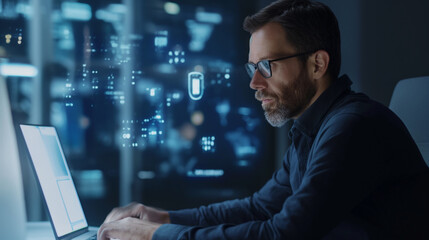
xmin=248 ymin=55 xmax=271 ymax=63
xmin=248 ymin=54 xmax=286 ymax=63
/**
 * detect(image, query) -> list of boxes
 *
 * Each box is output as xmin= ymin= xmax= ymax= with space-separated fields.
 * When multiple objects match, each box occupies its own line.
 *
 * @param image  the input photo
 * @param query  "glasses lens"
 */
xmin=258 ymin=60 xmax=271 ymax=78
xmin=245 ymin=63 xmax=256 ymax=79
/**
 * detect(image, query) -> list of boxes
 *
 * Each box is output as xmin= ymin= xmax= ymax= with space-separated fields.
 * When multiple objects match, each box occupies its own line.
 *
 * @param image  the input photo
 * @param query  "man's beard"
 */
xmin=255 ymin=71 xmax=316 ymax=127
xmin=256 ymin=92 xmax=291 ymax=127
xmin=263 ymin=103 xmax=289 ymax=127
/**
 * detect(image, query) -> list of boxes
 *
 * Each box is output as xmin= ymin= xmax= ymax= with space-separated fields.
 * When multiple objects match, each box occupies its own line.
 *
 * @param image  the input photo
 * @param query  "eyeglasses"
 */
xmin=244 ymin=50 xmax=316 ymax=79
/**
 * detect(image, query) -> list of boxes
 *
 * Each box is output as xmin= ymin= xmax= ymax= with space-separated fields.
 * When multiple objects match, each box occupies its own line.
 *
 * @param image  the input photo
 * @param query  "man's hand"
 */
xmin=97 ymin=217 xmax=161 ymax=240
xmin=103 ymin=202 xmax=170 ymax=224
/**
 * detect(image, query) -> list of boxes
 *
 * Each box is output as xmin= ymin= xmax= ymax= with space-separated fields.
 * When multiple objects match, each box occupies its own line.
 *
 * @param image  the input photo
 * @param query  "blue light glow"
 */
xmin=16 ymin=3 xmax=31 ymax=18
xmin=164 ymin=2 xmax=180 ymax=15
xmin=216 ymin=100 xmax=230 ymax=126
xmin=107 ymin=4 xmax=127 ymax=13
xmin=187 ymin=169 xmax=224 ymax=178
xmin=155 ymin=31 xmax=168 ymax=48
xmin=196 ymin=11 xmax=222 ymax=24
xmin=138 ymin=171 xmax=156 ymax=179
xmin=168 ymin=50 xmax=185 ymax=64
xmin=0 ymin=63 xmax=38 ymax=77
xmin=201 ymin=136 xmax=215 ymax=152
xmin=226 ymin=130 xmax=259 ymax=159
xmin=186 ymin=20 xmax=214 ymax=52
xmin=61 ymin=2 xmax=92 ymax=21
xmin=155 ymin=36 xmax=168 ymax=47
xmin=238 ymin=107 xmax=251 ymax=116
xmin=95 ymin=9 xmax=121 ymax=22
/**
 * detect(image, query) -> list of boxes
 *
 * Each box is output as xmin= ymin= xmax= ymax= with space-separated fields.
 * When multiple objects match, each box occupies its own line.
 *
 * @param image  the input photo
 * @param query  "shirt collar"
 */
xmin=292 ymin=74 xmax=352 ymax=137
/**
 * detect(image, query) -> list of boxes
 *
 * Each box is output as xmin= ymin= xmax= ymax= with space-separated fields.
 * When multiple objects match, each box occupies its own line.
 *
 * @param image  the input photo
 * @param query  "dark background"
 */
xmin=1 ymin=0 xmax=428 ymax=226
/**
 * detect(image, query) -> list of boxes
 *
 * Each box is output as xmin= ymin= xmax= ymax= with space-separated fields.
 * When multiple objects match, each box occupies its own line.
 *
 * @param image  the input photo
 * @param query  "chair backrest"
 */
xmin=389 ymin=76 xmax=429 ymax=166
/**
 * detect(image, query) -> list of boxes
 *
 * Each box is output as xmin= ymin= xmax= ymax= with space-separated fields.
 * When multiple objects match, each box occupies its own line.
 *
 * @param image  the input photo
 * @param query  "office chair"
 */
xmin=389 ymin=76 xmax=429 ymax=166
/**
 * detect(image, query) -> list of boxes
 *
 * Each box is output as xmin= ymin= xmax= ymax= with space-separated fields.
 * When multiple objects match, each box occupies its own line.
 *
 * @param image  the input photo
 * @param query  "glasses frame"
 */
xmin=245 ymin=50 xmax=317 ymax=79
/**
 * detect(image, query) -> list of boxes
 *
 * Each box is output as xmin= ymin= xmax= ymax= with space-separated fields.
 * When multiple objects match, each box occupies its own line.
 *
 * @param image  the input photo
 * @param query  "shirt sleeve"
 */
xmin=153 ymin=113 xmax=387 ymax=239
xmin=168 ymin=157 xmax=293 ymax=227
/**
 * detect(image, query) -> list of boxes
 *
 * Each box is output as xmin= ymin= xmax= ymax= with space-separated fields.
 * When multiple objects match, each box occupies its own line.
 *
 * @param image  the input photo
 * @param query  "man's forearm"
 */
xmin=168 ymin=197 xmax=256 ymax=227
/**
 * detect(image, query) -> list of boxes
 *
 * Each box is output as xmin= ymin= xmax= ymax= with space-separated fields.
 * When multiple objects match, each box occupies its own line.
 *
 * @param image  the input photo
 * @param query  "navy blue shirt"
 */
xmin=153 ymin=75 xmax=429 ymax=239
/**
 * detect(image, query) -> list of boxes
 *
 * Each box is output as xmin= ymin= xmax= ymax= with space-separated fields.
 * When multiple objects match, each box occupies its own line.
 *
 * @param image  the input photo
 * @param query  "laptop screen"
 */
xmin=20 ymin=125 xmax=88 ymax=237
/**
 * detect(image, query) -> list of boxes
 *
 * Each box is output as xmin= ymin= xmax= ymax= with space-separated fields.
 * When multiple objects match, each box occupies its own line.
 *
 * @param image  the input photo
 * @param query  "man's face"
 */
xmin=248 ymin=22 xmax=317 ymax=127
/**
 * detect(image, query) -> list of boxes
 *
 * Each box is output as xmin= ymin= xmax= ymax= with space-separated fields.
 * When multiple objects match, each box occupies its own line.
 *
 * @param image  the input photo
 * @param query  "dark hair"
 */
xmin=243 ymin=0 xmax=341 ymax=79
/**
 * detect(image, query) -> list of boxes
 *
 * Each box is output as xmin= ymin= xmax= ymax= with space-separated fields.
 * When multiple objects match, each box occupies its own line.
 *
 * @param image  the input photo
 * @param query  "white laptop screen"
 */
xmin=20 ymin=125 xmax=88 ymax=237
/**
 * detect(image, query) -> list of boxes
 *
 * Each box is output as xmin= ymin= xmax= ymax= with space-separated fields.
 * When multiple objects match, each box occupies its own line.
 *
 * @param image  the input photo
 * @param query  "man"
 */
xmin=98 ymin=0 xmax=429 ymax=239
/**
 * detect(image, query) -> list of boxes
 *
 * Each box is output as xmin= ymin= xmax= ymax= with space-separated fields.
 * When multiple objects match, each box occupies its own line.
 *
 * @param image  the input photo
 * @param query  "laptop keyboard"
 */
xmin=87 ymin=234 xmax=97 ymax=240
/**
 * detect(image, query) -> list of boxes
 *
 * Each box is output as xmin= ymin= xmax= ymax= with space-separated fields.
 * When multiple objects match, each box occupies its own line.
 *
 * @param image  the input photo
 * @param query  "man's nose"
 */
xmin=249 ymin=71 xmax=268 ymax=90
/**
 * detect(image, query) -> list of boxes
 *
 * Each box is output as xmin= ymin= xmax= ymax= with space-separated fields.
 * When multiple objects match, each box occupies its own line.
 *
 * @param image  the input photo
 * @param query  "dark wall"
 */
xmin=359 ymin=0 xmax=429 ymax=105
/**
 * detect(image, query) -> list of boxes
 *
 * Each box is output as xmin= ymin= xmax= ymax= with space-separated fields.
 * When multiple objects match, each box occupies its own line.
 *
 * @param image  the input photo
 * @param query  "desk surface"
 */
xmin=26 ymin=222 xmax=55 ymax=240
xmin=26 ymin=222 xmax=98 ymax=240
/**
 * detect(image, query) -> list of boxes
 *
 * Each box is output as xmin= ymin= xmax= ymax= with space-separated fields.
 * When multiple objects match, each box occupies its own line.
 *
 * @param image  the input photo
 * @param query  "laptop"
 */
xmin=20 ymin=124 xmax=98 ymax=240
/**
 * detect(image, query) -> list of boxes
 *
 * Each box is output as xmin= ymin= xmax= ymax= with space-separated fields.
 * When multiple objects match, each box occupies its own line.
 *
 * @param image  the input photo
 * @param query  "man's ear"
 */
xmin=310 ymin=50 xmax=330 ymax=79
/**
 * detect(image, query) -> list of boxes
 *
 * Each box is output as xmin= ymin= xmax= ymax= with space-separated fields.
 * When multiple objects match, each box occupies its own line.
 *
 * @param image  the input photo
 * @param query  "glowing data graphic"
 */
xmin=188 ymin=71 xmax=204 ymax=100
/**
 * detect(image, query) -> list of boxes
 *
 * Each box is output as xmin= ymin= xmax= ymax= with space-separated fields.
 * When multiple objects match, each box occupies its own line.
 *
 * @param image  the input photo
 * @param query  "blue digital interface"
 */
xmin=2 ymin=0 xmax=274 ymax=223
